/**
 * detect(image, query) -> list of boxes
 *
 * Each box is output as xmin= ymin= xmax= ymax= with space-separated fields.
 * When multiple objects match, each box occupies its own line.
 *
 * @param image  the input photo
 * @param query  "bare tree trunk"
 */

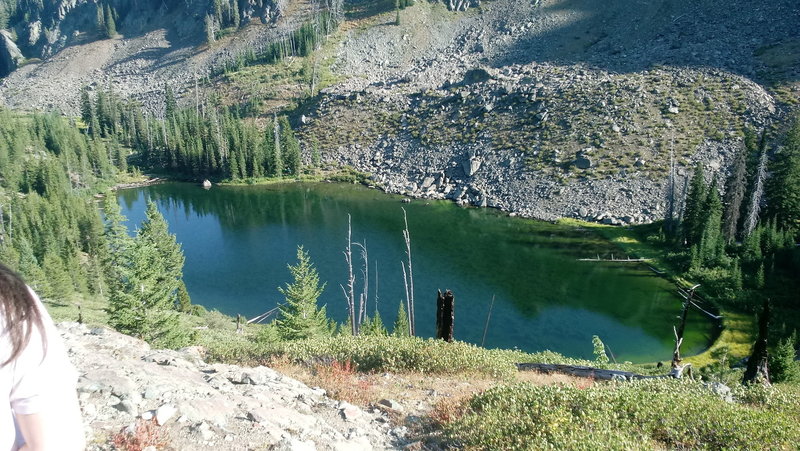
xmin=340 ymin=214 xmax=357 ymax=335
xmin=743 ymin=148 xmax=768 ymax=237
xmin=481 ymin=295 xmax=495 ymax=347
xmin=665 ymin=138 xmax=677 ymax=234
xmin=672 ymin=295 xmax=691 ymax=368
xmin=354 ymin=240 xmax=368 ymax=328
xmin=402 ymin=208 xmax=415 ymax=335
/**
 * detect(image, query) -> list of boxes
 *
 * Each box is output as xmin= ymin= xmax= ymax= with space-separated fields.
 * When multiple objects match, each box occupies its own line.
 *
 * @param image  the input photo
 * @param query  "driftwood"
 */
xmin=517 ymin=363 xmax=693 ymax=381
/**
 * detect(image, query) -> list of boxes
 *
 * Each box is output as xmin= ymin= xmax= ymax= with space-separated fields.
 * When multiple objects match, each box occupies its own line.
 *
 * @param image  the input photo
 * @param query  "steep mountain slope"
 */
xmin=1 ymin=0 xmax=799 ymax=221
xmin=298 ymin=0 xmax=798 ymax=221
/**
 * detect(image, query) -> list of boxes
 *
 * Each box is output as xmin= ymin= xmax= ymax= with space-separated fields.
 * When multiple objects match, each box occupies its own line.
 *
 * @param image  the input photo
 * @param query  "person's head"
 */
xmin=0 ymin=262 xmax=44 ymax=367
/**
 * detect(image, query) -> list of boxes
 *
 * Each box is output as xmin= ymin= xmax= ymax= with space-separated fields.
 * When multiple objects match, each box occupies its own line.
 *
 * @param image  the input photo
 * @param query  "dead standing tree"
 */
xmin=670 ymin=284 xmax=699 ymax=378
xmin=436 ymin=290 xmax=455 ymax=342
xmin=401 ymin=208 xmax=416 ymax=336
xmin=743 ymin=297 xmax=771 ymax=385
xmin=341 ymin=214 xmax=358 ymax=335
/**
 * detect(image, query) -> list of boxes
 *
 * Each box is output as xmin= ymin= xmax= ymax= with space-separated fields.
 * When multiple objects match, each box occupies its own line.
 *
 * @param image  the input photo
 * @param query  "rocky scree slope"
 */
xmin=300 ymin=0 xmax=799 ymax=223
xmin=0 ymin=0 xmax=300 ymax=114
xmin=61 ymin=322 xmax=406 ymax=450
xmin=1 ymin=0 xmax=798 ymax=222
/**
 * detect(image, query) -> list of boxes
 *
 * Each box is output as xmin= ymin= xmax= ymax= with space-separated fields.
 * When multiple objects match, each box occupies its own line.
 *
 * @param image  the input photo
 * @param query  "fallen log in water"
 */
xmin=516 ymin=363 xmax=692 ymax=381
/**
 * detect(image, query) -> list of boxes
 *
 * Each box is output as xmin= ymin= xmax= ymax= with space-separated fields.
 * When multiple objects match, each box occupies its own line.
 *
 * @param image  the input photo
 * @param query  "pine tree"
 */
xmin=275 ymin=246 xmax=331 ymax=340
xmin=80 ymin=87 xmax=96 ymax=136
xmin=164 ymin=85 xmax=177 ymax=120
xmin=682 ymin=164 xmax=707 ymax=246
xmin=176 ymin=281 xmax=192 ymax=312
xmin=698 ymin=178 xmax=724 ymax=266
xmin=723 ymin=143 xmax=748 ymax=243
xmin=766 ymin=115 xmax=800 ymax=233
xmin=279 ymin=116 xmax=301 ymax=176
xmin=361 ymin=311 xmax=388 ymax=336
xmin=769 ymin=332 xmax=800 ymax=383
xmin=103 ymin=3 xmax=117 ymax=38
xmin=392 ymin=301 xmax=410 ymax=337
xmin=269 ymin=115 xmax=283 ymax=176
xmin=96 ymin=3 xmax=106 ymax=36
xmin=101 ymin=192 xmax=132 ymax=287
xmin=139 ymin=201 xmax=185 ymax=283
xmin=204 ymin=14 xmax=217 ymax=44
xmin=107 ymin=201 xmax=190 ymax=348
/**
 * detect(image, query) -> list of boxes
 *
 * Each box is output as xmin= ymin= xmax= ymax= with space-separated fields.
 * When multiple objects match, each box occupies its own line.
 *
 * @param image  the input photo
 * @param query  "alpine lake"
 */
xmin=118 ymin=181 xmax=718 ymax=363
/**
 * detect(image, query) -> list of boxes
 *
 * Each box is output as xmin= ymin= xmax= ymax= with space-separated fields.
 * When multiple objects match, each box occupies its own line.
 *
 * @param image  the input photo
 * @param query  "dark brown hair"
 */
xmin=0 ymin=262 xmax=45 ymax=367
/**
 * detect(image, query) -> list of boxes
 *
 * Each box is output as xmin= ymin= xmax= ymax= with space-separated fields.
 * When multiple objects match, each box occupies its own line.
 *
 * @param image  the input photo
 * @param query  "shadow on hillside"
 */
xmin=483 ymin=0 xmax=800 ymax=85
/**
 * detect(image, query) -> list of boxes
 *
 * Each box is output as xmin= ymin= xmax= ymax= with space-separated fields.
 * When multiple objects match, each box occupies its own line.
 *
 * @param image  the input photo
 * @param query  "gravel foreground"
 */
xmin=60 ymin=322 xmax=408 ymax=450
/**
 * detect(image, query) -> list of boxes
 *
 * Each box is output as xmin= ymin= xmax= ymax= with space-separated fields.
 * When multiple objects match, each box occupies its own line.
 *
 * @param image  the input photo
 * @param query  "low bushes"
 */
xmin=444 ymin=379 xmax=800 ymax=450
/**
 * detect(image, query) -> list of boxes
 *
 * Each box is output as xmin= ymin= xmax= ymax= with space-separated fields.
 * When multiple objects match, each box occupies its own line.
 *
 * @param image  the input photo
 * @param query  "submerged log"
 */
xmin=516 ymin=363 xmax=693 ymax=381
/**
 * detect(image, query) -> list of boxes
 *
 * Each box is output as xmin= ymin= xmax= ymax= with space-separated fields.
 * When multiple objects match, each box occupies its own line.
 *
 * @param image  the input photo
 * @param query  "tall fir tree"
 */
xmin=279 ymin=116 xmax=301 ymax=176
xmin=723 ymin=143 xmax=748 ymax=243
xmin=682 ymin=163 xmax=707 ymax=246
xmin=766 ymin=116 xmax=800 ymax=233
xmin=103 ymin=3 xmax=116 ymax=38
xmin=275 ymin=246 xmax=331 ymax=340
xmin=164 ymin=84 xmax=178 ymax=120
xmin=107 ymin=201 xmax=190 ymax=348
xmin=697 ymin=178 xmax=724 ymax=266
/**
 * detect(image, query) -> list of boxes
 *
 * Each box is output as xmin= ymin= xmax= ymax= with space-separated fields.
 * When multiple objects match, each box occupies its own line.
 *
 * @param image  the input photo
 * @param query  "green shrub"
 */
xmin=446 ymin=380 xmax=800 ymax=450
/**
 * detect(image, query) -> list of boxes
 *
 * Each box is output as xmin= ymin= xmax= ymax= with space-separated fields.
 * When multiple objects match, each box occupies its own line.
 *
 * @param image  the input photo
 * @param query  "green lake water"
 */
xmin=118 ymin=182 xmax=718 ymax=362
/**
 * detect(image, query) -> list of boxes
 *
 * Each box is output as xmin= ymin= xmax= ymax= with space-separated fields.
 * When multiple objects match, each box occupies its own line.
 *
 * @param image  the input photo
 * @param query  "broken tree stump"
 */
xmin=436 ymin=289 xmax=455 ymax=342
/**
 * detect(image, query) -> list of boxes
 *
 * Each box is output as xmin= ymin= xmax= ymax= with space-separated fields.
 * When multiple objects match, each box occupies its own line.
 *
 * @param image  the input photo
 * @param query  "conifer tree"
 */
xmin=204 ymin=14 xmax=217 ymax=44
xmin=361 ymin=311 xmax=388 ymax=336
xmin=176 ymin=281 xmax=192 ymax=313
xmin=103 ymin=4 xmax=117 ymax=38
xmin=682 ymin=164 xmax=707 ymax=246
xmin=769 ymin=332 xmax=800 ymax=383
xmin=723 ymin=143 xmax=748 ymax=243
xmin=766 ymin=116 xmax=800 ymax=233
xmin=269 ymin=115 xmax=283 ymax=176
xmin=107 ymin=201 xmax=190 ymax=348
xmin=698 ymin=178 xmax=724 ymax=266
xmin=80 ymin=87 xmax=96 ymax=136
xmin=279 ymin=116 xmax=301 ymax=176
xmin=164 ymin=85 xmax=177 ymax=120
xmin=275 ymin=246 xmax=330 ymax=340
xmin=392 ymin=301 xmax=410 ymax=337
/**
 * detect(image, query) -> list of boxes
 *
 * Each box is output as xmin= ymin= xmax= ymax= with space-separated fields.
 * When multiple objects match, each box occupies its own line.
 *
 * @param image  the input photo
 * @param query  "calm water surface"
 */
xmin=118 ymin=182 xmax=717 ymax=362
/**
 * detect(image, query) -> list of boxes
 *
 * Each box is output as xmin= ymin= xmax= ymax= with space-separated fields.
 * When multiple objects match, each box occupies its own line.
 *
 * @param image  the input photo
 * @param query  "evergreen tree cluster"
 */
xmin=0 ymin=108 xmax=118 ymax=300
xmin=80 ymin=86 xmax=303 ymax=180
xmin=668 ymin=117 xmax=800 ymax=361
xmin=212 ymin=11 xmax=334 ymax=75
xmin=96 ymin=2 xmax=118 ymax=38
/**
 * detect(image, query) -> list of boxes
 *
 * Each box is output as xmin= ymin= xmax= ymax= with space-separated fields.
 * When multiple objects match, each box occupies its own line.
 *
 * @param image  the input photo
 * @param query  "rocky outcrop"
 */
xmin=60 ymin=322 xmax=405 ymax=449
xmin=0 ymin=30 xmax=23 ymax=78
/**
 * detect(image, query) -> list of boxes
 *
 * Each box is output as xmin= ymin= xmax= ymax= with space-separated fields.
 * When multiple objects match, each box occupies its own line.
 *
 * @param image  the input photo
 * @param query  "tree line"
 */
xmin=210 ymin=10 xmax=335 ymax=75
xmin=665 ymin=120 xmax=799 ymax=311
xmin=80 ymin=85 xmax=307 ymax=180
